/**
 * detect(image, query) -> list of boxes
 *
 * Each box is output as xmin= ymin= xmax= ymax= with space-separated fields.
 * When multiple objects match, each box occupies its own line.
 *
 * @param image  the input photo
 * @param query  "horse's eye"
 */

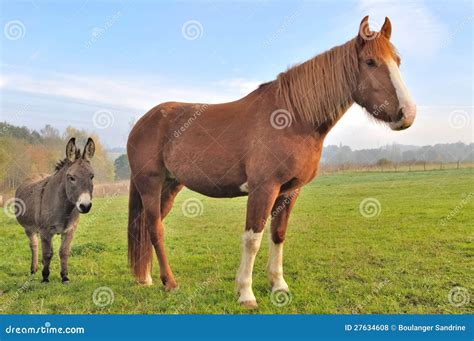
xmin=68 ymin=175 xmax=76 ymax=182
xmin=366 ymin=59 xmax=376 ymax=67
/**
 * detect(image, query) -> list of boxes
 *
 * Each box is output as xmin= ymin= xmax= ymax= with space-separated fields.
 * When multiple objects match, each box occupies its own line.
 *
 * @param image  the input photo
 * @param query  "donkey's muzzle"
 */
xmin=78 ymin=202 xmax=92 ymax=214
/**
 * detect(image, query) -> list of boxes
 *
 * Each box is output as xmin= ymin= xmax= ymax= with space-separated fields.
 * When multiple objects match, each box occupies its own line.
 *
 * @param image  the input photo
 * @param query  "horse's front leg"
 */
xmin=236 ymin=183 xmax=280 ymax=309
xmin=59 ymin=227 xmax=76 ymax=283
xmin=268 ymin=190 xmax=299 ymax=293
xmin=40 ymin=232 xmax=53 ymax=283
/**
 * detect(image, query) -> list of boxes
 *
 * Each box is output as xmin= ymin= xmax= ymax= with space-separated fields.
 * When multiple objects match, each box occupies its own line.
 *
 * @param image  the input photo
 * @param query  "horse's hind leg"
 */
xmin=136 ymin=174 xmax=177 ymax=291
xmin=268 ymin=190 xmax=299 ymax=293
xmin=40 ymin=232 xmax=53 ymax=283
xmin=161 ymin=179 xmax=183 ymax=220
xmin=25 ymin=230 xmax=39 ymax=274
xmin=236 ymin=182 xmax=280 ymax=308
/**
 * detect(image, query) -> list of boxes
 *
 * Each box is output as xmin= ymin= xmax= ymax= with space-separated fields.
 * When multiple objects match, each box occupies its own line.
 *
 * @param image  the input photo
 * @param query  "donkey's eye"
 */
xmin=366 ymin=59 xmax=377 ymax=67
xmin=90 ymin=175 xmax=94 ymax=180
xmin=68 ymin=175 xmax=76 ymax=182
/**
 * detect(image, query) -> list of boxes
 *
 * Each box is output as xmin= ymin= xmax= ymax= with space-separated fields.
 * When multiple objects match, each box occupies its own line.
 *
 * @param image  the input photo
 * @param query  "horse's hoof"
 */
xmin=164 ymin=282 xmax=178 ymax=292
xmin=138 ymin=275 xmax=153 ymax=286
xmin=240 ymin=300 xmax=258 ymax=309
xmin=41 ymin=278 xmax=49 ymax=284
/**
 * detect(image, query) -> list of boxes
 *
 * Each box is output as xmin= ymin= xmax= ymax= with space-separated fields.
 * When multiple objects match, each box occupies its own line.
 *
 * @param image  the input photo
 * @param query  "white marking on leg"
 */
xmin=239 ymin=182 xmax=249 ymax=193
xmin=236 ymin=230 xmax=263 ymax=303
xmin=268 ymin=237 xmax=289 ymax=292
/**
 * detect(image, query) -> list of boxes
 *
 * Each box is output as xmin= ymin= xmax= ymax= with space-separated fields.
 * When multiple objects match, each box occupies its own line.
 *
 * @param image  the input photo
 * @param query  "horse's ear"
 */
xmin=66 ymin=137 xmax=77 ymax=161
xmin=82 ymin=138 xmax=95 ymax=161
xmin=380 ymin=17 xmax=392 ymax=40
xmin=357 ymin=15 xmax=370 ymax=48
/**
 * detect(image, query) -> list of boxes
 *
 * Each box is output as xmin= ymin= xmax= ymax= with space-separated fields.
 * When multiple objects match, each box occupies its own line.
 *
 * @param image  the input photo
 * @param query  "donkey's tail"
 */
xmin=128 ymin=178 xmax=153 ymax=284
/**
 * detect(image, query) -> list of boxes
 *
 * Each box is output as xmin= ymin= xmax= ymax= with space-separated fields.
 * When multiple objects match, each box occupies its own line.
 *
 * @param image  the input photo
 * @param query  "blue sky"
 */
xmin=1 ymin=0 xmax=472 ymax=149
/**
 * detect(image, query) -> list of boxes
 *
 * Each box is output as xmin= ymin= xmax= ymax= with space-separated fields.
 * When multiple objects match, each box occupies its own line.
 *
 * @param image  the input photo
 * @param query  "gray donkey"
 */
xmin=15 ymin=137 xmax=95 ymax=283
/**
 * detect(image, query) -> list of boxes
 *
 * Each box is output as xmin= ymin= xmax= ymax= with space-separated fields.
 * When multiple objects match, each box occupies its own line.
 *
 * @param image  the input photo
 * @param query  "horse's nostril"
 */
xmin=395 ymin=108 xmax=405 ymax=122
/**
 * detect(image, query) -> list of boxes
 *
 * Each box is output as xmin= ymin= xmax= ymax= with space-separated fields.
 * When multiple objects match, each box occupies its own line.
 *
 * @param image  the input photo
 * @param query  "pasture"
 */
xmin=0 ymin=169 xmax=472 ymax=314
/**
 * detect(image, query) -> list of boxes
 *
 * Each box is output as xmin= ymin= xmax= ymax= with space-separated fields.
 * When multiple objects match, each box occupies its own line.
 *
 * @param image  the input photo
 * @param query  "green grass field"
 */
xmin=0 ymin=169 xmax=472 ymax=314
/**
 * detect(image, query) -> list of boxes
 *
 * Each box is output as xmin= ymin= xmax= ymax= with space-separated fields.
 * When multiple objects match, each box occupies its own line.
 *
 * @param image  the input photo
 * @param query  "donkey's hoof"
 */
xmin=41 ymin=278 xmax=49 ymax=284
xmin=240 ymin=300 xmax=258 ymax=309
xmin=62 ymin=277 xmax=70 ymax=284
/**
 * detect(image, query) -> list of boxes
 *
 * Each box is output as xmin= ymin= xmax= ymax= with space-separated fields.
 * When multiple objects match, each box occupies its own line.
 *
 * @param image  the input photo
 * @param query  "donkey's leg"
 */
xmin=40 ymin=233 xmax=54 ymax=283
xmin=138 ymin=175 xmax=177 ymax=291
xmin=59 ymin=228 xmax=76 ymax=283
xmin=25 ymin=230 xmax=39 ymax=274
xmin=160 ymin=179 xmax=183 ymax=220
xmin=236 ymin=183 xmax=280 ymax=308
xmin=268 ymin=190 xmax=299 ymax=293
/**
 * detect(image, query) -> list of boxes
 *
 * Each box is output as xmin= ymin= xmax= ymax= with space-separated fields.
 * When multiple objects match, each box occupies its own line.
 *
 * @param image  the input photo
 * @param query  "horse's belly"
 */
xmin=165 ymin=154 xmax=247 ymax=198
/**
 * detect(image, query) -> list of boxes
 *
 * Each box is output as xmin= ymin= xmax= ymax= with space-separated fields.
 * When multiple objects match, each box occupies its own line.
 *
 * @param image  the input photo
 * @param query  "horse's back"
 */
xmin=15 ymin=174 xmax=50 ymax=229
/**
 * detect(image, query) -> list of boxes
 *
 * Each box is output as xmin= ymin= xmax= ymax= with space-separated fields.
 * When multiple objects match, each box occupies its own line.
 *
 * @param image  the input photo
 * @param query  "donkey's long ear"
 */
xmin=380 ymin=17 xmax=392 ymax=40
xmin=82 ymin=138 xmax=96 ymax=161
xmin=66 ymin=137 xmax=77 ymax=161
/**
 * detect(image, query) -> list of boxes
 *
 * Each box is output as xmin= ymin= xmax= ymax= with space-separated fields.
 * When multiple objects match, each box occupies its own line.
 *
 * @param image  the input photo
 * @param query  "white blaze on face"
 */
xmin=386 ymin=59 xmax=416 ymax=129
xmin=76 ymin=192 xmax=91 ymax=212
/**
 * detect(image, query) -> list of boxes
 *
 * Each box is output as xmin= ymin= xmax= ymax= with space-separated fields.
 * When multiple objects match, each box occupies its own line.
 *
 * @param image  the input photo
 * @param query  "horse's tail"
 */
xmin=128 ymin=178 xmax=153 ymax=284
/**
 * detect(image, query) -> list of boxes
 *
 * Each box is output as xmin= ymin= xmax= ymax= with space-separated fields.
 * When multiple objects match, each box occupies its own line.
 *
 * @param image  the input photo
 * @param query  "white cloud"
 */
xmin=214 ymin=78 xmax=262 ymax=95
xmin=0 ymin=66 xmax=246 ymax=112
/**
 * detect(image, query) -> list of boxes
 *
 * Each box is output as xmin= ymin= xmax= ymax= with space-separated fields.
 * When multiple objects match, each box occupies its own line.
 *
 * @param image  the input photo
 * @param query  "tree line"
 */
xmin=0 ymin=122 xmax=115 ymax=191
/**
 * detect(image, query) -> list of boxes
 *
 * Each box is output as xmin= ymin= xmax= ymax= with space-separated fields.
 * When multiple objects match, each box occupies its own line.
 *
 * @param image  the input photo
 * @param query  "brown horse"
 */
xmin=127 ymin=16 xmax=416 ymax=308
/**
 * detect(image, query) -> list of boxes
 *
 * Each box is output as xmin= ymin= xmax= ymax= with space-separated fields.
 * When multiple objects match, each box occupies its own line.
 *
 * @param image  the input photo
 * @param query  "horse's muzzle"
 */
xmin=389 ymin=105 xmax=416 ymax=131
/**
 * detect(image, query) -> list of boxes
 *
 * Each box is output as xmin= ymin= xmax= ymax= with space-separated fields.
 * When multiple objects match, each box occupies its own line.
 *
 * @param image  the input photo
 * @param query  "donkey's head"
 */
xmin=64 ymin=137 xmax=95 ymax=214
xmin=352 ymin=16 xmax=416 ymax=130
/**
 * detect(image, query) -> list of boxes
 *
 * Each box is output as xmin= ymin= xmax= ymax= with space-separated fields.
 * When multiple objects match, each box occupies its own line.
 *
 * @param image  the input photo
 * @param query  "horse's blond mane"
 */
xmin=276 ymin=36 xmax=398 ymax=127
